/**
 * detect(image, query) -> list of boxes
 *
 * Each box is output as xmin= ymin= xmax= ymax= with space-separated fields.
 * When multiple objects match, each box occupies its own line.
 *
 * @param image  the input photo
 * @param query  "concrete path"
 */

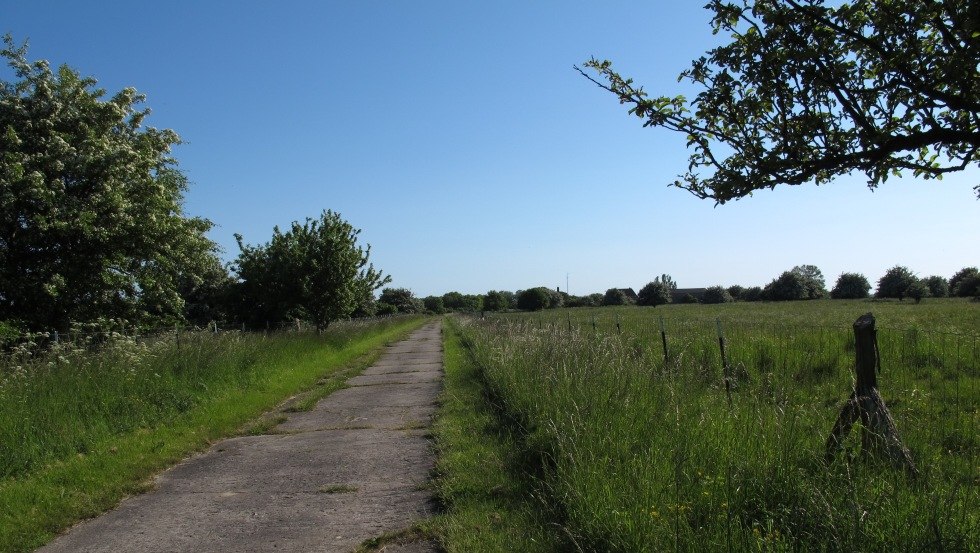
xmin=40 ymin=322 xmax=443 ymax=553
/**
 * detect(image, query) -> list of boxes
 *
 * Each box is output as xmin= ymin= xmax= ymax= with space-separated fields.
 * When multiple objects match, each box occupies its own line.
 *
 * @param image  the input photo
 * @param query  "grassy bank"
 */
xmin=451 ymin=302 xmax=977 ymax=551
xmin=431 ymin=317 xmax=565 ymax=552
xmin=0 ymin=316 xmax=428 ymax=552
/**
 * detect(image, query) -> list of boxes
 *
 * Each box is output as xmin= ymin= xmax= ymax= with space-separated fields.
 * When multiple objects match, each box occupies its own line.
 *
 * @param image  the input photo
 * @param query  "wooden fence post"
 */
xmin=716 ymin=319 xmax=733 ymax=409
xmin=659 ymin=316 xmax=669 ymax=363
xmin=825 ymin=313 xmax=917 ymax=476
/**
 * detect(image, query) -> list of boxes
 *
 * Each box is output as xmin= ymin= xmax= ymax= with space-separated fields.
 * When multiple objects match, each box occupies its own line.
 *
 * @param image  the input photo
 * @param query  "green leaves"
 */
xmin=0 ymin=36 xmax=219 ymax=330
xmin=232 ymin=210 xmax=391 ymax=331
xmin=581 ymin=0 xmax=980 ymax=203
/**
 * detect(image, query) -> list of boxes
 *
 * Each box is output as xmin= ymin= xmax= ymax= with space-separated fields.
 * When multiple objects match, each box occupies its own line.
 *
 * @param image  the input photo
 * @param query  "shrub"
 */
xmin=602 ymin=288 xmax=629 ymax=306
xmin=949 ymin=267 xmax=980 ymax=297
xmin=906 ymin=279 xmax=930 ymax=303
xmin=876 ymin=266 xmax=918 ymax=300
xmin=741 ymin=286 xmax=764 ymax=302
xmin=830 ymin=273 xmax=871 ymax=299
xmin=764 ymin=271 xmax=807 ymax=301
xmin=702 ymin=285 xmax=733 ymax=304
xmin=637 ymin=280 xmax=672 ymax=307
xmin=923 ymin=276 xmax=949 ymax=298
xmin=423 ymin=296 xmax=445 ymax=314
xmin=680 ymin=293 xmax=700 ymax=304
xmin=483 ymin=291 xmax=510 ymax=312
xmin=378 ymin=288 xmax=423 ymax=313
xmin=727 ymin=285 xmax=745 ymax=301
xmin=517 ymin=288 xmax=551 ymax=311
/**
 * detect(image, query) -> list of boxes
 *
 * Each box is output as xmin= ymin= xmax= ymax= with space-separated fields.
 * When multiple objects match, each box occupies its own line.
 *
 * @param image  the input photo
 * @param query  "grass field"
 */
xmin=444 ymin=299 xmax=978 ymax=551
xmin=0 ymin=315 xmax=428 ymax=553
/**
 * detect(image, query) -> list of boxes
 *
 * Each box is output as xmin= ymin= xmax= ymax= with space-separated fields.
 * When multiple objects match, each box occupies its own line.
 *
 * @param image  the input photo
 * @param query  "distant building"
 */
xmin=671 ymin=288 xmax=707 ymax=303
xmin=618 ymin=288 xmax=639 ymax=303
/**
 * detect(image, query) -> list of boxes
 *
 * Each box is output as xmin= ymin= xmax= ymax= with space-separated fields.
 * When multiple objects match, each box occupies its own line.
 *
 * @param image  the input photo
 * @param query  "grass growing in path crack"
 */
xmin=318 ymin=484 xmax=358 ymax=494
xmin=430 ymin=317 xmax=567 ymax=552
xmin=0 ymin=316 xmax=430 ymax=553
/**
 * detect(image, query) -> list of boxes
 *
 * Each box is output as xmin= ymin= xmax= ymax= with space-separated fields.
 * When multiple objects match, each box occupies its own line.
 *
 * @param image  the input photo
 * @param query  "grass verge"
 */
xmin=0 ymin=316 xmax=429 ymax=553
xmin=430 ymin=317 xmax=566 ymax=552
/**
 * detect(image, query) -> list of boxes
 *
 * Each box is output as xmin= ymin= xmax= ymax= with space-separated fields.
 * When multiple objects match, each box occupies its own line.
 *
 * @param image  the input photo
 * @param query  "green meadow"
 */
xmin=437 ymin=300 xmax=978 ymax=551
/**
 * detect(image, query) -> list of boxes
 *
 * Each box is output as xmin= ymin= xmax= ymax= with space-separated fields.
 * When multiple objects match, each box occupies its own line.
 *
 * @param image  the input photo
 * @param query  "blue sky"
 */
xmin=4 ymin=2 xmax=977 ymax=297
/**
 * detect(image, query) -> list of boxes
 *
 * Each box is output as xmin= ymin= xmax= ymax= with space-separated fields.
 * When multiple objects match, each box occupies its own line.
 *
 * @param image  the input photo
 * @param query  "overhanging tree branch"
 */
xmin=580 ymin=0 xmax=980 ymax=203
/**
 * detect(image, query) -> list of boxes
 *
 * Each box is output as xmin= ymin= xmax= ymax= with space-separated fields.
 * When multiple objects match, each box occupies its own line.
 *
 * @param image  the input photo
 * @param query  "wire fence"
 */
xmin=482 ymin=309 xmax=979 ymax=461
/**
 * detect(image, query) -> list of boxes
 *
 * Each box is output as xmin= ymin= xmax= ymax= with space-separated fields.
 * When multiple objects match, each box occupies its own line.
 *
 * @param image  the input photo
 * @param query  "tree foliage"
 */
xmin=922 ymin=275 xmax=949 ymax=298
xmin=232 ymin=210 xmax=390 ymax=331
xmin=442 ymin=291 xmax=483 ymax=312
xmin=0 ymin=37 xmax=219 ymax=330
xmin=741 ymin=286 xmax=764 ymax=302
xmin=602 ymin=288 xmax=630 ymax=306
xmin=949 ymin=267 xmax=980 ymax=297
xmin=483 ymin=290 xmax=511 ymax=312
xmin=422 ymin=295 xmax=445 ymax=314
xmin=764 ymin=265 xmax=826 ymax=301
xmin=638 ymin=274 xmax=676 ymax=307
xmin=580 ymin=1 xmax=980 ymax=202
xmin=517 ymin=287 xmax=551 ymax=311
xmin=378 ymin=288 xmax=423 ymax=314
xmin=830 ymin=272 xmax=871 ymax=299
xmin=726 ymin=285 xmax=745 ymax=301
xmin=875 ymin=265 xmax=917 ymax=300
xmin=702 ymin=285 xmax=734 ymax=304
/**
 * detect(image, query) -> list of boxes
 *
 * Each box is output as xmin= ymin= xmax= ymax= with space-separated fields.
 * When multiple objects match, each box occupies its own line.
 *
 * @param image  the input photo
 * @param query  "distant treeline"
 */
xmin=394 ymin=265 xmax=980 ymax=317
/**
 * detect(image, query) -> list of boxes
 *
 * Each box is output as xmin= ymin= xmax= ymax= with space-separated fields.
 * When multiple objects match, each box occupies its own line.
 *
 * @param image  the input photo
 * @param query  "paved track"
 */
xmin=39 ymin=322 xmax=443 ymax=553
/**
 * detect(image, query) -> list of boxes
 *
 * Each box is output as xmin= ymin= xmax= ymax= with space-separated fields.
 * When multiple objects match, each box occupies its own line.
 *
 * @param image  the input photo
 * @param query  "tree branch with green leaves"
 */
xmin=578 ymin=0 xmax=980 ymax=203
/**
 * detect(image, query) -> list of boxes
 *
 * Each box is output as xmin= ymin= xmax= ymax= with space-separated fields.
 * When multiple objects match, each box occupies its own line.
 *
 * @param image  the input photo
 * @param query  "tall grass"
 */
xmin=456 ymin=302 xmax=978 ymax=551
xmin=0 ymin=316 xmax=428 ymax=552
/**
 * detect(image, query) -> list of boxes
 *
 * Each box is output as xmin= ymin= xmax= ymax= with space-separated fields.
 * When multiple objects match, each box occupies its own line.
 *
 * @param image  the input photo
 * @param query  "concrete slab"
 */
xmin=39 ymin=321 xmax=443 ymax=553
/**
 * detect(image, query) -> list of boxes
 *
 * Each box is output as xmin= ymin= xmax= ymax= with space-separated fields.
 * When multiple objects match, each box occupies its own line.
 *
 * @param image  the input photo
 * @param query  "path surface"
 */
xmin=40 ymin=322 xmax=443 ymax=553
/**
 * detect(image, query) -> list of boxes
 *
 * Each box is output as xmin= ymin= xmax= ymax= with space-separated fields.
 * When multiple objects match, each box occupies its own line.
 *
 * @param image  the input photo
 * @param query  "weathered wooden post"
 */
xmin=659 ymin=316 xmax=669 ymax=363
xmin=716 ymin=319 xmax=733 ymax=409
xmin=825 ymin=313 xmax=918 ymax=476
xmin=615 ymin=312 xmax=621 ymax=334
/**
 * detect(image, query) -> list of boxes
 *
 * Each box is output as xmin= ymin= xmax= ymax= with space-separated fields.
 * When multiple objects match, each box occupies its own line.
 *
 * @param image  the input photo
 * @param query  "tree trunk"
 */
xmin=825 ymin=313 xmax=918 ymax=477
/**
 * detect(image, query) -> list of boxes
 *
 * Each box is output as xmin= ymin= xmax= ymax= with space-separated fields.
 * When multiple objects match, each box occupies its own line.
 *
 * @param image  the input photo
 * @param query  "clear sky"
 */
xmin=3 ymin=1 xmax=977 ymax=297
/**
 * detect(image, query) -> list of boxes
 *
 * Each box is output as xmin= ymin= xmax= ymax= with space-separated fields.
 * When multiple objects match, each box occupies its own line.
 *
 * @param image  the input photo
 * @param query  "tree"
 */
xmin=579 ymin=1 xmax=980 ymax=203
xmin=762 ymin=265 xmax=826 ymax=301
xmin=949 ymin=267 xmax=980 ymax=297
xmin=179 ymin=257 xmax=236 ymax=327
xmin=233 ymin=210 xmax=390 ymax=331
xmin=483 ymin=290 xmax=511 ymax=312
xmin=378 ymin=288 xmax=423 ymax=314
xmin=763 ymin=271 xmax=807 ymax=301
xmin=422 ymin=295 xmax=445 ymax=314
xmin=906 ymin=279 xmax=930 ymax=303
xmin=638 ymin=281 xmax=672 ymax=307
xmin=741 ymin=286 xmax=764 ymax=302
xmin=602 ymin=288 xmax=629 ymax=306
xmin=727 ymin=285 xmax=745 ymax=301
xmin=702 ymin=285 xmax=734 ymax=304
xmin=875 ymin=265 xmax=917 ymax=300
xmin=516 ymin=287 xmax=551 ymax=311
xmin=830 ymin=272 xmax=871 ymax=299
xmin=792 ymin=265 xmax=827 ymax=299
xmin=923 ymin=276 xmax=949 ymax=298
xmin=638 ymin=274 xmax=677 ymax=307
xmin=0 ymin=37 xmax=220 ymax=330
xmin=442 ymin=291 xmax=483 ymax=312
